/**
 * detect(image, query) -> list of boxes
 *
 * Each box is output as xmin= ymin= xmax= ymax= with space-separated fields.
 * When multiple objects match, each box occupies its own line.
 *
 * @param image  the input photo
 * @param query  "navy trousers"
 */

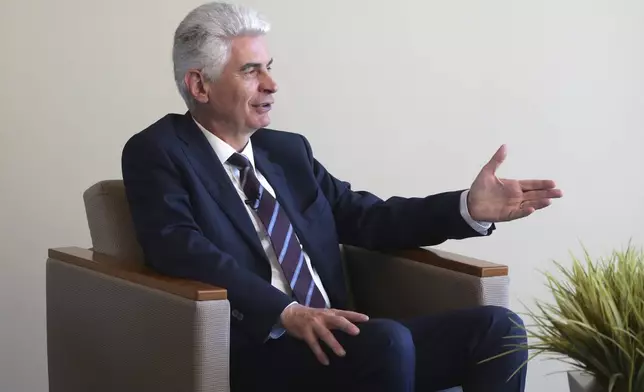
xmin=230 ymin=305 xmax=527 ymax=392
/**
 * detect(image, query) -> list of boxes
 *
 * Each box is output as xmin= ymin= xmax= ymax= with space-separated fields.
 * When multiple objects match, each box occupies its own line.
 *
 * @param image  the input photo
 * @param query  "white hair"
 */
xmin=172 ymin=2 xmax=271 ymax=109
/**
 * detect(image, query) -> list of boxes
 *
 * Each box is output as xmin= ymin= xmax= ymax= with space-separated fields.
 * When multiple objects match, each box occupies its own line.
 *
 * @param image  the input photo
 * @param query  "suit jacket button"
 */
xmin=232 ymin=309 xmax=243 ymax=320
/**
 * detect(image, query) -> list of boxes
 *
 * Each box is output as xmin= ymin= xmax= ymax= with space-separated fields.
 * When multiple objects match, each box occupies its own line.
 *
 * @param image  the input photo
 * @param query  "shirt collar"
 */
xmin=193 ymin=119 xmax=256 ymax=169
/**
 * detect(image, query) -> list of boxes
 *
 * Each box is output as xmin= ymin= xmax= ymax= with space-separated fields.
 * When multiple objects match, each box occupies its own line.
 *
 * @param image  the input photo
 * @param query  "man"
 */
xmin=122 ymin=2 xmax=562 ymax=391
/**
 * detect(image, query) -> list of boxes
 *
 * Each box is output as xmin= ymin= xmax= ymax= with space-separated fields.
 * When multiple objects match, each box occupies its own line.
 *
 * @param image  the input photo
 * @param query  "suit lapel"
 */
xmin=175 ymin=114 xmax=265 ymax=259
xmin=254 ymin=147 xmax=309 ymax=246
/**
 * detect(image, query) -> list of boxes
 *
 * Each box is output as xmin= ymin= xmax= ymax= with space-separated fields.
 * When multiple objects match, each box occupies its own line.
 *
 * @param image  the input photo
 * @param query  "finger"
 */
xmin=313 ymin=322 xmax=346 ymax=358
xmin=483 ymin=144 xmax=507 ymax=173
xmin=331 ymin=309 xmax=370 ymax=323
xmin=522 ymin=189 xmax=563 ymax=200
xmin=508 ymin=198 xmax=552 ymax=220
xmin=519 ymin=179 xmax=557 ymax=191
xmin=304 ymin=328 xmax=329 ymax=366
xmin=325 ymin=315 xmax=361 ymax=336
xmin=522 ymin=199 xmax=553 ymax=211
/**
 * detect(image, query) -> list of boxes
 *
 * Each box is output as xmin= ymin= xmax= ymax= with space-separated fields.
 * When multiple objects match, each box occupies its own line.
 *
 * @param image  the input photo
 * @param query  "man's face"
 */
xmin=205 ymin=35 xmax=277 ymax=132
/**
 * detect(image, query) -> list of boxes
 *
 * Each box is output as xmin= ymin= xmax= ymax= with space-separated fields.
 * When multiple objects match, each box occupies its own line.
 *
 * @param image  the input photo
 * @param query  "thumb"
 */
xmin=483 ymin=144 xmax=507 ymax=174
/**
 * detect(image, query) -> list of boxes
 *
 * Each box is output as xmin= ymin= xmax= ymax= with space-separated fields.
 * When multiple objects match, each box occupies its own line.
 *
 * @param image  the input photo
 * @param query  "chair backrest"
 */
xmin=83 ymin=179 xmax=354 ymax=305
xmin=83 ymin=180 xmax=144 ymax=264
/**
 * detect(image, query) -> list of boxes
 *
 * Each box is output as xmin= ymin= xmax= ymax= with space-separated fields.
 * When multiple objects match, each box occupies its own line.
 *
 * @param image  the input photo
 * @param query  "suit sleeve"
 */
xmin=122 ymin=133 xmax=293 ymax=344
xmin=299 ymin=135 xmax=494 ymax=250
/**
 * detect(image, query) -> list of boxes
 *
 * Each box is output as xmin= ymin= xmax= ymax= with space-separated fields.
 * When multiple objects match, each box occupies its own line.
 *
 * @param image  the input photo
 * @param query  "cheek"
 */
xmin=243 ymin=81 xmax=260 ymax=105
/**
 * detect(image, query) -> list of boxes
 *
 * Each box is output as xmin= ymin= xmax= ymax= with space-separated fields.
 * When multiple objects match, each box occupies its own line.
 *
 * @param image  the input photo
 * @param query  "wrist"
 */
xmin=464 ymin=189 xmax=484 ymax=222
xmin=279 ymin=301 xmax=299 ymax=324
xmin=464 ymin=189 xmax=478 ymax=219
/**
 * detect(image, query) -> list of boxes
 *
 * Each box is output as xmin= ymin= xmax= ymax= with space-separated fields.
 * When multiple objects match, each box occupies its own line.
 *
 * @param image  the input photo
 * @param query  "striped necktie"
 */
xmin=227 ymin=152 xmax=326 ymax=308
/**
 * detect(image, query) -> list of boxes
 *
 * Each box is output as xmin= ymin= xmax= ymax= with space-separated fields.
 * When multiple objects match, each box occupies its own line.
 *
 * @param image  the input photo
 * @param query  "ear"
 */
xmin=184 ymin=70 xmax=210 ymax=104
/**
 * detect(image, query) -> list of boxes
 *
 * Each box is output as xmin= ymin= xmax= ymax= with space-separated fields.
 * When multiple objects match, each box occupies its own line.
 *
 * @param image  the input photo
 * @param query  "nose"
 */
xmin=259 ymin=72 xmax=278 ymax=94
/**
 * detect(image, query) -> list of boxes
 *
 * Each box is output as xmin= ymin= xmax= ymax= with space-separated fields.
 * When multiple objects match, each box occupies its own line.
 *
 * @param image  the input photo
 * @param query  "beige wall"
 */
xmin=1 ymin=0 xmax=643 ymax=391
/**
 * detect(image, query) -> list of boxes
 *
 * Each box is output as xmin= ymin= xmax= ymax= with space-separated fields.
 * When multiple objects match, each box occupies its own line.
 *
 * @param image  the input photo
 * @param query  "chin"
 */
xmin=248 ymin=117 xmax=271 ymax=130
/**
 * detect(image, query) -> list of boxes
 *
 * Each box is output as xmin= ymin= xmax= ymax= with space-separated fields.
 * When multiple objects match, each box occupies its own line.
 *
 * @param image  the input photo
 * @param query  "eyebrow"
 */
xmin=239 ymin=58 xmax=273 ymax=72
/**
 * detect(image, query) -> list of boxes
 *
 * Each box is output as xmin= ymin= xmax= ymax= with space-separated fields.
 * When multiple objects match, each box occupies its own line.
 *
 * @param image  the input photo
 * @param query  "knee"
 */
xmin=359 ymin=319 xmax=415 ymax=362
xmin=483 ymin=305 xmax=524 ymax=333
xmin=480 ymin=306 xmax=527 ymax=352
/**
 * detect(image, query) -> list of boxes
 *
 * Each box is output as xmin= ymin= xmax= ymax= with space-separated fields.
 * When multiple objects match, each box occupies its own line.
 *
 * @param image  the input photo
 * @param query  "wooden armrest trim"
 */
xmin=48 ymin=247 xmax=227 ymax=301
xmin=387 ymin=247 xmax=508 ymax=277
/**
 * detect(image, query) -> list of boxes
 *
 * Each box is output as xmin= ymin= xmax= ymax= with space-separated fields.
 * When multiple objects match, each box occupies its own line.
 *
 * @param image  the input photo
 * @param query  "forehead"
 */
xmin=228 ymin=35 xmax=271 ymax=64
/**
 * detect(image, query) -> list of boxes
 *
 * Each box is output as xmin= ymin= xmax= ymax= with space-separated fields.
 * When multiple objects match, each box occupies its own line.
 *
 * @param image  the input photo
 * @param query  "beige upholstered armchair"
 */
xmin=46 ymin=180 xmax=510 ymax=392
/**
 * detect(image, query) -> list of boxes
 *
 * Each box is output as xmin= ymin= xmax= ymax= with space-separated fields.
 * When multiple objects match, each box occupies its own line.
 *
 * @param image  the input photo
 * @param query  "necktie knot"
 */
xmin=227 ymin=152 xmax=261 ymax=207
xmin=227 ymin=152 xmax=252 ymax=170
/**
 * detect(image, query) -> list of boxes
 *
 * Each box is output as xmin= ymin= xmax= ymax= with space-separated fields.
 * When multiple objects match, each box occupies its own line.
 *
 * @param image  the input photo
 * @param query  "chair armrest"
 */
xmin=342 ymin=246 xmax=509 ymax=320
xmin=49 ymin=247 xmax=227 ymax=300
xmin=46 ymin=247 xmax=230 ymax=392
xmin=389 ymin=247 xmax=508 ymax=277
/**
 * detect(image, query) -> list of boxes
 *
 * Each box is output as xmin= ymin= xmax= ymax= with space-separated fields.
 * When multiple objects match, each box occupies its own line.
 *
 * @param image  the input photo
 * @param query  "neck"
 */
xmin=191 ymin=111 xmax=254 ymax=152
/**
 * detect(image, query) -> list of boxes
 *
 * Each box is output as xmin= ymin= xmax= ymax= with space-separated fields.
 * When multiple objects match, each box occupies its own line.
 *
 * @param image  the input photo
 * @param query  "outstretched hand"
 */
xmin=467 ymin=145 xmax=563 ymax=222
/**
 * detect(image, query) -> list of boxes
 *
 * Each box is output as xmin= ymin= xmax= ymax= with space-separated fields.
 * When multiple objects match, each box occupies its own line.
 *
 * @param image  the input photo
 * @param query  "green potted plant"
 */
xmin=483 ymin=243 xmax=644 ymax=392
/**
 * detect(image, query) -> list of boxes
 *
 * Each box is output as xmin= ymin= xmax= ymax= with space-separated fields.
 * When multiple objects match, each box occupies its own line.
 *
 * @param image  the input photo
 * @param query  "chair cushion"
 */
xmin=83 ymin=180 xmax=144 ymax=264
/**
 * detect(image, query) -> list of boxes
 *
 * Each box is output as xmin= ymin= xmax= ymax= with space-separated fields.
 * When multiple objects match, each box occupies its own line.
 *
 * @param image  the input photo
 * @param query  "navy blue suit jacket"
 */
xmin=121 ymin=112 xmax=492 ymax=351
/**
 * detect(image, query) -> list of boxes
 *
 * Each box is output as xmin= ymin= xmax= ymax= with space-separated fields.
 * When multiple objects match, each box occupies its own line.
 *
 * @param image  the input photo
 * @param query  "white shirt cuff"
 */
xmin=460 ymin=190 xmax=492 ymax=235
xmin=268 ymin=301 xmax=298 ymax=340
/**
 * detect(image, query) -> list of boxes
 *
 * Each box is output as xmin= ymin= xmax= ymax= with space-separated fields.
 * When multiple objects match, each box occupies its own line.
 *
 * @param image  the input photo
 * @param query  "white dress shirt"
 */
xmin=194 ymin=120 xmax=492 ymax=313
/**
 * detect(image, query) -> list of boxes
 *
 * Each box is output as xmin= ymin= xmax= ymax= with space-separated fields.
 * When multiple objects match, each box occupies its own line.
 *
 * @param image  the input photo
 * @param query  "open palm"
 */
xmin=467 ymin=145 xmax=563 ymax=222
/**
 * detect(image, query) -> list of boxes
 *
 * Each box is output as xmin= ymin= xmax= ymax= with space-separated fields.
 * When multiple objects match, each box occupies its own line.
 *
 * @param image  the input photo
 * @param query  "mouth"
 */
xmin=251 ymin=102 xmax=273 ymax=113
